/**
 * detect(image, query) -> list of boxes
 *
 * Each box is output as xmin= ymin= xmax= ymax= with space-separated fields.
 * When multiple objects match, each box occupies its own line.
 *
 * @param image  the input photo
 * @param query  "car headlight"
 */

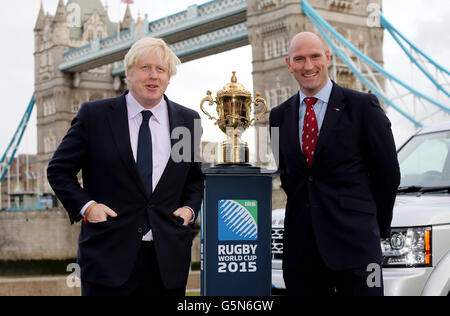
xmin=381 ymin=227 xmax=432 ymax=268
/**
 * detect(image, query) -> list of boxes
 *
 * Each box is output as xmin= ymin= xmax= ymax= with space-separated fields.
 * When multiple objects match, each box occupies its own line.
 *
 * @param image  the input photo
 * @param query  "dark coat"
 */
xmin=269 ymin=82 xmax=400 ymax=271
xmin=47 ymin=91 xmax=204 ymax=289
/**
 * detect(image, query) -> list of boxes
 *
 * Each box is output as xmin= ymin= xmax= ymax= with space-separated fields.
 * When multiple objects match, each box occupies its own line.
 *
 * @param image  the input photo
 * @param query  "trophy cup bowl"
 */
xmin=200 ymin=71 xmax=267 ymax=165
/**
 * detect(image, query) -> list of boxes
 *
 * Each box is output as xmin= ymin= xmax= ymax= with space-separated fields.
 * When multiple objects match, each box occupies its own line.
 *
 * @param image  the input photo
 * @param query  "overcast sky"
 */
xmin=0 ymin=0 xmax=448 ymax=158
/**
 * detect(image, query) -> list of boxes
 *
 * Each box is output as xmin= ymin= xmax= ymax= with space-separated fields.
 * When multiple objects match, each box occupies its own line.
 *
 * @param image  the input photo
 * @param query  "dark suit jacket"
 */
xmin=269 ymin=82 xmax=400 ymax=271
xmin=47 ymin=91 xmax=204 ymax=289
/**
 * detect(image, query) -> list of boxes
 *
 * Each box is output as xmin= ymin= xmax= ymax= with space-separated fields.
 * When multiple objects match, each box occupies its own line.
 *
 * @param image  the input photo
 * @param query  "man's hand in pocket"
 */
xmin=172 ymin=207 xmax=194 ymax=226
xmin=85 ymin=203 xmax=118 ymax=223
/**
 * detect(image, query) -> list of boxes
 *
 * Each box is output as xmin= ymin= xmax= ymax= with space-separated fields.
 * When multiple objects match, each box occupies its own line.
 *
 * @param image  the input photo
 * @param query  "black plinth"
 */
xmin=201 ymin=165 xmax=278 ymax=296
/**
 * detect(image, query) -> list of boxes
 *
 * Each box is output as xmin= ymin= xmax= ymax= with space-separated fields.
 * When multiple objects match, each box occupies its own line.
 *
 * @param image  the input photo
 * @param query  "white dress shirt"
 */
xmin=126 ymin=92 xmax=172 ymax=190
xmin=80 ymin=92 xmax=193 ymax=241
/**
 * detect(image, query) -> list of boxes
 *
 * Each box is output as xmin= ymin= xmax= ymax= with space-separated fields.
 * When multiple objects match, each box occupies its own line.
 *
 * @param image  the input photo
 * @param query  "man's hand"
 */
xmin=172 ymin=207 xmax=194 ymax=226
xmin=85 ymin=203 xmax=118 ymax=223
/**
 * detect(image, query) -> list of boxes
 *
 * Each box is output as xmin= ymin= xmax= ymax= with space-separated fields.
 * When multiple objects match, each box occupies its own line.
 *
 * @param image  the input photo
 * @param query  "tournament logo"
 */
xmin=218 ymin=200 xmax=258 ymax=241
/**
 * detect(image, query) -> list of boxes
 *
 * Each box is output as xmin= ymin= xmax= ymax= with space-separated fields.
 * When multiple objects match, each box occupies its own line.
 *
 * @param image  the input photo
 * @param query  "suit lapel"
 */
xmin=107 ymin=92 xmax=148 ymax=198
xmin=313 ymin=82 xmax=345 ymax=162
xmin=152 ymin=96 xmax=186 ymax=198
xmin=285 ymin=93 xmax=308 ymax=170
xmin=166 ymin=96 xmax=186 ymax=149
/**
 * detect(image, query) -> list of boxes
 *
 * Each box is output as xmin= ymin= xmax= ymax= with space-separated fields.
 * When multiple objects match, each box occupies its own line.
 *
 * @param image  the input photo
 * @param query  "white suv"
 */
xmin=272 ymin=121 xmax=450 ymax=296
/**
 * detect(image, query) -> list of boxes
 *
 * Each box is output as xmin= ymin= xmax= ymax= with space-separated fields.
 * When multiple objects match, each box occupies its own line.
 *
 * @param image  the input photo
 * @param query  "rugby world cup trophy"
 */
xmin=200 ymin=71 xmax=267 ymax=165
xmin=200 ymin=72 xmax=275 ymax=296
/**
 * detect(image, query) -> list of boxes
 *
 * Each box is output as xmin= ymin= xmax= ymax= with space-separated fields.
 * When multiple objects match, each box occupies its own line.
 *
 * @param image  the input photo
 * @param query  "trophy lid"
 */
xmin=217 ymin=71 xmax=252 ymax=98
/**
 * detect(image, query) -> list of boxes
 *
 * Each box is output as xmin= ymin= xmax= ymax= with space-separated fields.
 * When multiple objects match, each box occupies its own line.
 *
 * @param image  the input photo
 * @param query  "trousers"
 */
xmin=283 ymin=221 xmax=384 ymax=296
xmin=81 ymin=241 xmax=185 ymax=296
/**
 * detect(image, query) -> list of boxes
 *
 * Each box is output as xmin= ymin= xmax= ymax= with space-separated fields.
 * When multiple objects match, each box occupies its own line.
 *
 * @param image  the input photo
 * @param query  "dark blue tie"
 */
xmin=137 ymin=111 xmax=153 ymax=200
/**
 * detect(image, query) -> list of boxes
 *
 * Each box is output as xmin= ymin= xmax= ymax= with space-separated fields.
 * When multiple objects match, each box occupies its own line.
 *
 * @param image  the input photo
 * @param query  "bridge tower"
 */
xmin=33 ymin=0 xmax=128 ymax=196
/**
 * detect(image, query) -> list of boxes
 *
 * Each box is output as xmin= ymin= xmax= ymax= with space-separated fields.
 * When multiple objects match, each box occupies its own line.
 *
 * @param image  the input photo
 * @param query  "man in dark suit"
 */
xmin=269 ymin=32 xmax=400 ymax=296
xmin=47 ymin=38 xmax=204 ymax=296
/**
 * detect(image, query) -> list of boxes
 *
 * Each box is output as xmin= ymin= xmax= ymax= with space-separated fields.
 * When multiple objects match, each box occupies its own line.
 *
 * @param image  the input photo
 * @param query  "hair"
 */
xmin=124 ymin=37 xmax=181 ymax=77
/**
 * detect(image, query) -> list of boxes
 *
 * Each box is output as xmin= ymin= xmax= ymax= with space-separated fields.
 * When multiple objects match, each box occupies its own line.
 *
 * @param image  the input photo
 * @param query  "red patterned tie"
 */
xmin=302 ymin=97 xmax=319 ymax=168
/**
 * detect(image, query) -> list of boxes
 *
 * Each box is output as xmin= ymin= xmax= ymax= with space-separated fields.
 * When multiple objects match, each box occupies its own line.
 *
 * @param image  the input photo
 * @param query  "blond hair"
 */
xmin=124 ymin=37 xmax=181 ymax=77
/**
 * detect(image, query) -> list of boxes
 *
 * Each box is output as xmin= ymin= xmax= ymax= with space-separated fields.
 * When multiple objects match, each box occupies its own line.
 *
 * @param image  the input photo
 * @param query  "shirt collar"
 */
xmin=299 ymin=78 xmax=333 ymax=106
xmin=126 ymin=91 xmax=167 ymax=124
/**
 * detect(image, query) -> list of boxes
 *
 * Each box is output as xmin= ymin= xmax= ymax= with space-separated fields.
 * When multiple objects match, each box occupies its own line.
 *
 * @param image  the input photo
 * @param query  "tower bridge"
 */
xmin=60 ymin=0 xmax=249 ymax=72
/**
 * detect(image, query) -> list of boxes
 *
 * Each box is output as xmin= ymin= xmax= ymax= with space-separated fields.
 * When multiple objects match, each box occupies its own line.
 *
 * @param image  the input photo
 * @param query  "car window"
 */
xmin=398 ymin=130 xmax=450 ymax=187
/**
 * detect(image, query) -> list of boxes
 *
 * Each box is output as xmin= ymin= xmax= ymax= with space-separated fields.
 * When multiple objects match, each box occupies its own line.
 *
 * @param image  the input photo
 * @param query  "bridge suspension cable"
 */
xmin=0 ymin=95 xmax=35 ymax=185
xmin=381 ymin=13 xmax=450 ymax=98
xmin=302 ymin=0 xmax=450 ymax=129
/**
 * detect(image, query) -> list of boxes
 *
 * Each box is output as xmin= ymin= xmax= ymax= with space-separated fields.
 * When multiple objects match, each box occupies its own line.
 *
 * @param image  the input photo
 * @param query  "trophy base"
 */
xmin=219 ymin=141 xmax=250 ymax=165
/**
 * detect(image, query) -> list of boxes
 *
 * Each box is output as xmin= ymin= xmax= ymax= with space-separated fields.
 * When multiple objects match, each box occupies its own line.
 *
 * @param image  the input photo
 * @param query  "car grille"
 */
xmin=272 ymin=229 xmax=284 ymax=260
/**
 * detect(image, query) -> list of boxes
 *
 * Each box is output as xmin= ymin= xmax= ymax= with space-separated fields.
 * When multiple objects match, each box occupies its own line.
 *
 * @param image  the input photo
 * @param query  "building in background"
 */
xmin=0 ymin=154 xmax=41 ymax=210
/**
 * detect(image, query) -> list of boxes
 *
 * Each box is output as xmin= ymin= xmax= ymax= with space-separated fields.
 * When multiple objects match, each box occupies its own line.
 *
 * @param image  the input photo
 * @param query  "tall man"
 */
xmin=269 ymin=32 xmax=400 ymax=296
xmin=47 ymin=38 xmax=204 ymax=296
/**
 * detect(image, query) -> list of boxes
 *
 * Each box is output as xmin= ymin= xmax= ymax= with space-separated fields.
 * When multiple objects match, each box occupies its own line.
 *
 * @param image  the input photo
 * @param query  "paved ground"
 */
xmin=0 ymin=271 xmax=200 ymax=296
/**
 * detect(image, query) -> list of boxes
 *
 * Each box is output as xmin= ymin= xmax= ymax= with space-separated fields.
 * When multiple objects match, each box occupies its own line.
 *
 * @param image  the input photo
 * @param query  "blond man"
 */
xmin=48 ymin=38 xmax=204 ymax=296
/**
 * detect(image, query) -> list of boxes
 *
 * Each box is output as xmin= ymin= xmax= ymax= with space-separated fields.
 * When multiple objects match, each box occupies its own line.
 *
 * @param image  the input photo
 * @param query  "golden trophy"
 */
xmin=201 ymin=71 xmax=268 ymax=165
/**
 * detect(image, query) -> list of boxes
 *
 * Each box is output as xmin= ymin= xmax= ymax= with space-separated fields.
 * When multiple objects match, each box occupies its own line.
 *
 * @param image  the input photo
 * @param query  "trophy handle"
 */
xmin=250 ymin=92 xmax=268 ymax=126
xmin=200 ymin=91 xmax=218 ymax=122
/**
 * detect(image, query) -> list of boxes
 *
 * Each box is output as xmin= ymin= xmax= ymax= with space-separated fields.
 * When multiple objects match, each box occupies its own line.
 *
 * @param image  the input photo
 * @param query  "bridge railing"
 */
xmin=99 ymin=29 xmax=133 ymax=51
xmin=111 ymin=21 xmax=249 ymax=76
xmin=149 ymin=0 xmax=246 ymax=37
xmin=60 ymin=0 xmax=247 ymax=72
xmin=62 ymin=29 xmax=133 ymax=62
